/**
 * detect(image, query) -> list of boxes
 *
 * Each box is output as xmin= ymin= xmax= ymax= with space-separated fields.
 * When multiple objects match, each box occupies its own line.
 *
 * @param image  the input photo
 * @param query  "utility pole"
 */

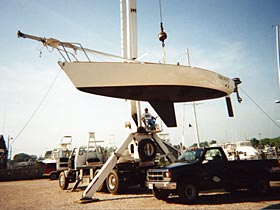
xmin=7 ymin=136 xmax=13 ymax=160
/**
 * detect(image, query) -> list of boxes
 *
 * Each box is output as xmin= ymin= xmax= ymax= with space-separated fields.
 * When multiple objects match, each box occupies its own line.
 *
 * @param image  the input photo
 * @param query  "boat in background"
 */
xmin=39 ymin=136 xmax=72 ymax=180
xmin=235 ymin=140 xmax=259 ymax=160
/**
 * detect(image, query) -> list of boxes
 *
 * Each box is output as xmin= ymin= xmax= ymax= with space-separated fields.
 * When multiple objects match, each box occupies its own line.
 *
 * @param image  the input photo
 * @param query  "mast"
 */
xmin=120 ymin=0 xmax=127 ymax=59
xmin=121 ymin=0 xmax=137 ymax=60
xmin=121 ymin=0 xmax=142 ymax=128
xmin=276 ymin=25 xmax=280 ymax=89
xmin=128 ymin=0 xmax=137 ymax=60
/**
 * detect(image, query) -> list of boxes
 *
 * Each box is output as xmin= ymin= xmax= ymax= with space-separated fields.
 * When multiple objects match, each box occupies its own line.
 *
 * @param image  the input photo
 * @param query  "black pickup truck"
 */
xmin=146 ymin=147 xmax=280 ymax=203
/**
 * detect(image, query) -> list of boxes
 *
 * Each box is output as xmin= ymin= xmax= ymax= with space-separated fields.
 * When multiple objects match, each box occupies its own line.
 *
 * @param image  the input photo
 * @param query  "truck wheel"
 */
xmin=152 ymin=187 xmax=170 ymax=200
xmin=106 ymin=170 xmax=120 ymax=194
xmin=138 ymin=139 xmax=157 ymax=161
xmin=59 ymin=172 xmax=69 ymax=190
xmin=178 ymin=183 xmax=198 ymax=204
xmin=254 ymin=178 xmax=270 ymax=194
xmin=50 ymin=172 xmax=58 ymax=180
xmin=94 ymin=169 xmax=107 ymax=192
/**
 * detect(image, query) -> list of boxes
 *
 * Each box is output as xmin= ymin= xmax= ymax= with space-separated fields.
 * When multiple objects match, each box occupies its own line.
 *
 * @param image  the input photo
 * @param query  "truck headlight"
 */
xmin=165 ymin=171 xmax=172 ymax=178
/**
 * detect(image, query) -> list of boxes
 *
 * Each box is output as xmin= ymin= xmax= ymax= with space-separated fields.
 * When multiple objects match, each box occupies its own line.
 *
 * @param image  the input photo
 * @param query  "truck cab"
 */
xmin=146 ymin=147 xmax=280 ymax=203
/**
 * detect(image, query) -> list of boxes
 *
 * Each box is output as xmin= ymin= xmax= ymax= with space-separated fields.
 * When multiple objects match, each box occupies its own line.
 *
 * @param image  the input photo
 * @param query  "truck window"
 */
xmin=204 ymin=149 xmax=223 ymax=162
xmin=178 ymin=149 xmax=203 ymax=162
xmin=79 ymin=147 xmax=86 ymax=155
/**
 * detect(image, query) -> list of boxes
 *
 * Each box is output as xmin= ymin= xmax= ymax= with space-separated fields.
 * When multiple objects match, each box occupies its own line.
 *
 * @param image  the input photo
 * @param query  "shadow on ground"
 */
xmin=165 ymin=187 xmax=280 ymax=206
xmin=68 ymin=184 xmax=280 ymax=207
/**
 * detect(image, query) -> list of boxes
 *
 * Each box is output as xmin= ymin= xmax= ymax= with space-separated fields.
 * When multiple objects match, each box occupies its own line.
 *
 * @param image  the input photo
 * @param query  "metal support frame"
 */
xmin=80 ymin=131 xmax=176 ymax=200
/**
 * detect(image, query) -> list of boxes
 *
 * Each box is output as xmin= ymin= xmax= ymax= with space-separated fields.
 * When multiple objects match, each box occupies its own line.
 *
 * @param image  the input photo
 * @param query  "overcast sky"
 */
xmin=1 ymin=0 xmax=280 ymax=157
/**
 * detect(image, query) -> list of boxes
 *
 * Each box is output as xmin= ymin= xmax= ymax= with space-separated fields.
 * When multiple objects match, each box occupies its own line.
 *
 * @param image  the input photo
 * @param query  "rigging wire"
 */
xmin=11 ymin=69 xmax=61 ymax=146
xmin=159 ymin=0 xmax=163 ymax=23
xmin=239 ymin=87 xmax=280 ymax=129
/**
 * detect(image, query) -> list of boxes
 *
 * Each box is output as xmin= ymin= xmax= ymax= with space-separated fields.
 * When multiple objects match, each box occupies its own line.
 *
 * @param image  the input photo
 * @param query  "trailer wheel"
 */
xmin=59 ymin=172 xmax=69 ymax=190
xmin=94 ymin=169 xmax=107 ymax=192
xmin=178 ymin=183 xmax=198 ymax=204
xmin=106 ymin=170 xmax=120 ymax=194
xmin=138 ymin=139 xmax=157 ymax=161
xmin=152 ymin=187 xmax=170 ymax=200
xmin=50 ymin=172 xmax=58 ymax=180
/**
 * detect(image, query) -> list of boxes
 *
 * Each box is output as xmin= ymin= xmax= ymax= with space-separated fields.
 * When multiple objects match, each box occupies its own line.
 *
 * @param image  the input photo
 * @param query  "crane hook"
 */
xmin=158 ymin=22 xmax=167 ymax=47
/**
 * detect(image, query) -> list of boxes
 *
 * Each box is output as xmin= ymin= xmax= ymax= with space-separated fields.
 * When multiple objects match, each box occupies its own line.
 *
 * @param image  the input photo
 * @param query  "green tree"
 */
xmin=210 ymin=140 xmax=217 ymax=145
xmin=13 ymin=153 xmax=31 ymax=162
xmin=199 ymin=141 xmax=209 ymax=148
xmin=250 ymin=138 xmax=259 ymax=148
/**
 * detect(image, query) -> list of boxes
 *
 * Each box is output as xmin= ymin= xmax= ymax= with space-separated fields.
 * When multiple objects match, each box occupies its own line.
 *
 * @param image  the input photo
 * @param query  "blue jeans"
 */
xmin=147 ymin=119 xmax=155 ymax=130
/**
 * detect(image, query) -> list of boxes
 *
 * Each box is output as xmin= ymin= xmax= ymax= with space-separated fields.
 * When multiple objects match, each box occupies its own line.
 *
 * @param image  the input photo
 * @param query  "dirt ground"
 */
xmin=1 ymin=179 xmax=280 ymax=210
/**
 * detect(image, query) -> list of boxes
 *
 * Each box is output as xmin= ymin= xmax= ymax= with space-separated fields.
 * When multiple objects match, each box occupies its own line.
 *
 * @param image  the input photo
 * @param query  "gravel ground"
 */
xmin=0 ymin=179 xmax=280 ymax=210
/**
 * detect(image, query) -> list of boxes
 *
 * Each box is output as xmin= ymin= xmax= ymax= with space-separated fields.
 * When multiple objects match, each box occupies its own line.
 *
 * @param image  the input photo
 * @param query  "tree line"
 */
xmin=174 ymin=136 xmax=280 ymax=150
xmin=250 ymin=136 xmax=280 ymax=148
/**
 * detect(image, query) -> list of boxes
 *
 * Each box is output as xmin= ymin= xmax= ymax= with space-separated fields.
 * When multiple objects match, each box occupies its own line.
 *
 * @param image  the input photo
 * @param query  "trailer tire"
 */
xmin=152 ymin=187 xmax=170 ymax=200
xmin=138 ymin=139 xmax=157 ymax=161
xmin=59 ymin=172 xmax=69 ymax=190
xmin=94 ymin=169 xmax=107 ymax=192
xmin=50 ymin=172 xmax=58 ymax=180
xmin=178 ymin=182 xmax=198 ymax=204
xmin=106 ymin=170 xmax=120 ymax=194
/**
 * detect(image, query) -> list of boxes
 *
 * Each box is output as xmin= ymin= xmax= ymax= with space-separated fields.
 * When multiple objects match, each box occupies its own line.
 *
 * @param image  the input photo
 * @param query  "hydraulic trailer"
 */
xmin=79 ymin=131 xmax=176 ymax=202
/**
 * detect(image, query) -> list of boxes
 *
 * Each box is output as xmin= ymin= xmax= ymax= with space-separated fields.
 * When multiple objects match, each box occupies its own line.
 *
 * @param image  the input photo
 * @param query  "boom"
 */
xmin=17 ymin=30 xmax=134 ymax=62
xmin=17 ymin=30 xmax=78 ymax=51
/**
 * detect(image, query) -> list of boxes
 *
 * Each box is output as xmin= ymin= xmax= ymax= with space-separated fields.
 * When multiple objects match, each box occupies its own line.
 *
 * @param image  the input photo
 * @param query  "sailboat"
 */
xmin=17 ymin=0 xmax=241 ymax=127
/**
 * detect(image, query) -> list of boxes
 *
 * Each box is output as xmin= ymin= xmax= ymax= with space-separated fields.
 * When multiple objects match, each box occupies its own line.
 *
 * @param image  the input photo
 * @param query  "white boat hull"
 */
xmin=58 ymin=61 xmax=235 ymax=102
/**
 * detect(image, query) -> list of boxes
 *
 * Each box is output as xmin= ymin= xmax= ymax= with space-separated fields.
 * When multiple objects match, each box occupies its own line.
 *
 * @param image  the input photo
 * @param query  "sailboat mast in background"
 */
xmin=275 ymin=25 xmax=280 ymax=103
xmin=276 ymin=25 xmax=280 ymax=89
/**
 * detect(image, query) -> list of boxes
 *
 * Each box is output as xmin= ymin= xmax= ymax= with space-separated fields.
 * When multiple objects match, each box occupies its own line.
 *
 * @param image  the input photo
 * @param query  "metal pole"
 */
xmin=9 ymin=138 xmax=13 ymax=160
xmin=276 ymin=25 xmax=280 ymax=89
xmin=136 ymin=101 xmax=142 ymax=127
xmin=186 ymin=48 xmax=190 ymax=66
xmin=7 ymin=135 xmax=10 ymax=160
xmin=192 ymin=102 xmax=201 ymax=148
xmin=182 ymin=104 xmax=186 ymax=153
xmin=127 ymin=0 xmax=137 ymax=60
xmin=120 ymin=0 xmax=127 ymax=60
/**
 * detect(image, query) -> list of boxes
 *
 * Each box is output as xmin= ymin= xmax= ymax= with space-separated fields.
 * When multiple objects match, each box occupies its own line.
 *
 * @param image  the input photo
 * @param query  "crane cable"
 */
xmin=239 ymin=87 xmax=280 ymax=129
xmin=11 ymin=69 xmax=61 ymax=145
xmin=158 ymin=0 xmax=167 ymax=63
